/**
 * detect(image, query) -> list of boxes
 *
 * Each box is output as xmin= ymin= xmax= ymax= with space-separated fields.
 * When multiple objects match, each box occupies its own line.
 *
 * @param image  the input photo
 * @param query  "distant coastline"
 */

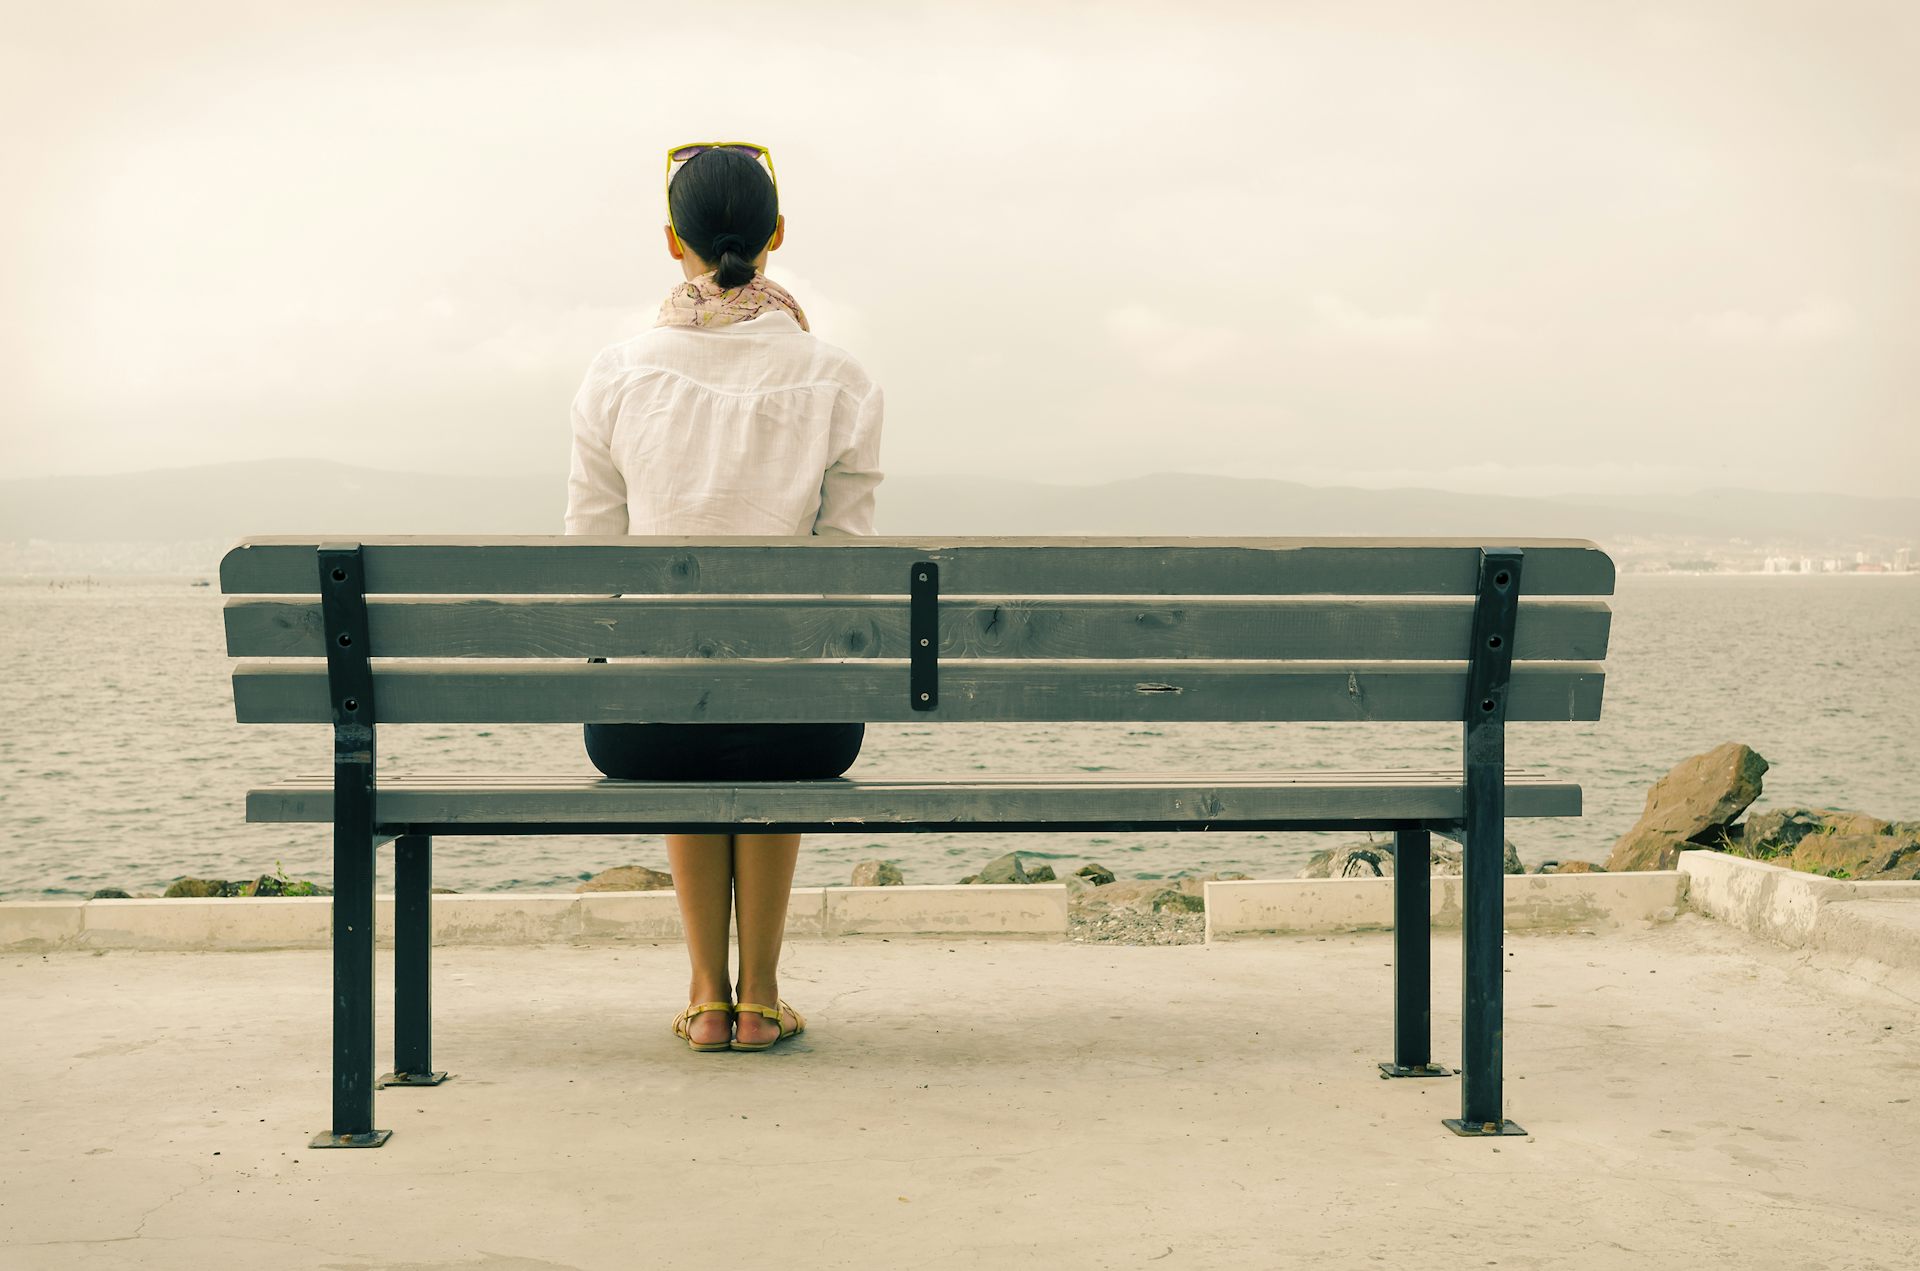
xmin=2 ymin=461 xmax=1914 ymax=579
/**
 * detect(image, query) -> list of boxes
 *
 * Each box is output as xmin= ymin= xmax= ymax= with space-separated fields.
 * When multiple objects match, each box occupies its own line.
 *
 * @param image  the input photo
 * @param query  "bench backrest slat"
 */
xmin=223 ymin=596 xmax=1612 ymax=662
xmin=230 ymin=658 xmax=1607 ymax=724
xmin=220 ymin=536 xmax=1617 ymax=597
xmin=221 ymin=535 xmax=1614 ymax=728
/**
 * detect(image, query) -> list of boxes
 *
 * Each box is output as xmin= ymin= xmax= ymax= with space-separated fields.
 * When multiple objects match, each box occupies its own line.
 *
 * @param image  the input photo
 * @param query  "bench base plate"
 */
xmin=1378 ymin=1062 xmax=1455 ymax=1079
xmin=309 ymin=1129 xmax=392 ymax=1149
xmin=1442 ymin=1118 xmax=1527 ymax=1138
xmin=378 ymin=1070 xmax=452 ymax=1088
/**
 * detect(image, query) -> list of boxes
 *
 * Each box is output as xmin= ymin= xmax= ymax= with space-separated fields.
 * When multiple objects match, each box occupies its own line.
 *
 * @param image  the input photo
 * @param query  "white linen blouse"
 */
xmin=564 ymin=309 xmax=885 ymax=537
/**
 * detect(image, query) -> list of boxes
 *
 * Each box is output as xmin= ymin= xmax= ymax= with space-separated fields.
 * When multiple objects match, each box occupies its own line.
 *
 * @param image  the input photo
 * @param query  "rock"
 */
xmin=1430 ymin=835 xmax=1526 ymax=876
xmin=1076 ymin=863 xmax=1116 ymax=885
xmin=1785 ymin=834 xmax=1895 ymax=880
xmin=956 ymin=874 xmax=979 ymax=885
xmin=1606 ymin=828 xmax=1692 ymax=873
xmin=1814 ymin=810 xmax=1897 ymax=837
xmin=1300 ymin=842 xmax=1394 ymax=879
xmin=1541 ymin=860 xmax=1606 ymax=874
xmin=1862 ymin=840 xmax=1920 ymax=882
xmin=850 ymin=860 xmax=904 ymax=887
xmin=1073 ymin=878 xmax=1187 ymax=914
xmin=89 ymin=888 xmax=131 ymax=900
xmin=1075 ymin=878 xmax=1163 ymax=905
xmin=1742 ymin=807 xmax=1893 ymax=856
xmin=972 ymin=852 xmax=1032 ymax=884
xmin=1025 ymin=863 xmax=1057 ymax=882
xmin=163 ymin=878 xmax=228 ymax=898
xmin=1605 ymin=743 xmax=1770 ymax=871
xmin=576 ymin=865 xmax=674 ymax=893
xmin=1303 ymin=837 xmax=1523 ymax=878
xmin=1061 ymin=871 xmax=1249 ymax=945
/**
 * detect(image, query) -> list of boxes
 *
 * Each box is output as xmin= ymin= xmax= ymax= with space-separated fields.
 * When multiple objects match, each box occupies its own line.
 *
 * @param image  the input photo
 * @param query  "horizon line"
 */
xmin=4 ymin=455 xmax=1916 ymax=507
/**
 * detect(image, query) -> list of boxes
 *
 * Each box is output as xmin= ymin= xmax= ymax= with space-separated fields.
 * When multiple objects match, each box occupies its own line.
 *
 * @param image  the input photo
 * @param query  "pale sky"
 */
xmin=3 ymin=0 xmax=1915 ymax=496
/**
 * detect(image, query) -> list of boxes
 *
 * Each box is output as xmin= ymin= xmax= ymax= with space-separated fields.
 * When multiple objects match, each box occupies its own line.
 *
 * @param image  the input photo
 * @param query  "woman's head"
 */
xmin=665 ymin=148 xmax=783 ymax=289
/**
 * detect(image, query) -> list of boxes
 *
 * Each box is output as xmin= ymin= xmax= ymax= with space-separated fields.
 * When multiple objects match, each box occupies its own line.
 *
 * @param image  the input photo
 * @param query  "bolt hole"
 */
xmin=1487 ymin=635 xmax=1502 ymax=649
xmin=918 ymin=637 xmax=930 ymax=647
xmin=344 ymin=698 xmax=359 ymax=713
xmin=918 ymin=692 xmax=930 ymax=701
xmin=1494 ymin=571 xmax=1511 ymax=588
xmin=917 ymin=572 xmax=928 ymax=582
xmin=330 ymin=567 xmax=347 ymax=582
xmin=337 ymin=633 xmax=352 ymax=647
xmin=1480 ymin=698 xmax=1495 ymax=713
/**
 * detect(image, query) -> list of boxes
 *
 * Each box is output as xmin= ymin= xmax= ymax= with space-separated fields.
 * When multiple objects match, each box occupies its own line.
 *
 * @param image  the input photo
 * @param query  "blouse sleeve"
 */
xmin=564 ymin=358 xmax=629 ymax=536
xmin=812 ymin=381 xmax=885 ymax=537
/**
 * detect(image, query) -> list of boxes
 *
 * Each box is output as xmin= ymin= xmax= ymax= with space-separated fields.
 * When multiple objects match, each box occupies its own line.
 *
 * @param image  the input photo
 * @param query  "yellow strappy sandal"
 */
xmin=672 ymin=999 xmax=736 ymax=1053
xmin=729 ymin=999 xmax=805 ymax=1051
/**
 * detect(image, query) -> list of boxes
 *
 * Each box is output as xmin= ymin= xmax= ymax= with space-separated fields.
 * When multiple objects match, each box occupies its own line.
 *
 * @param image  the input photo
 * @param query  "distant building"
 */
xmin=1897 ymin=547 xmax=1914 ymax=572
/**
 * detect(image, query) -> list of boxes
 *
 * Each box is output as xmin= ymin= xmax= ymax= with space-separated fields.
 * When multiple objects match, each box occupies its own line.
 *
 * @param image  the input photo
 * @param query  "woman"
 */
xmin=564 ymin=142 xmax=884 ymax=1053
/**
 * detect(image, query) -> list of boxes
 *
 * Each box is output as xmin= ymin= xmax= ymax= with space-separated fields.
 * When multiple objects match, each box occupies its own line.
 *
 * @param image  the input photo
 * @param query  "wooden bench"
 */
xmin=221 ymin=534 xmax=1614 ymax=1147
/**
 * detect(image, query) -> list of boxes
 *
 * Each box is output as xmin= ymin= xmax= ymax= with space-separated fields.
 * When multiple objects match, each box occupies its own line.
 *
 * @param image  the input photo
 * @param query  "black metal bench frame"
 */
xmin=268 ymin=539 xmax=1562 ymax=1147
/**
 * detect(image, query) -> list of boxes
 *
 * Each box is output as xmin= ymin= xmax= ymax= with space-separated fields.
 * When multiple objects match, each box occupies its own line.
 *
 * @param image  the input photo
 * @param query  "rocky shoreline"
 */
xmin=1601 ymin=742 xmax=1920 ymax=881
xmin=80 ymin=744 xmax=1919 ymax=945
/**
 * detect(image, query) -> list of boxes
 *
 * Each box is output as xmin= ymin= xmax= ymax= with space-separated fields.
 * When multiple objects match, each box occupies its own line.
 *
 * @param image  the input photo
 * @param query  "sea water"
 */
xmin=1 ymin=574 xmax=1914 ymax=900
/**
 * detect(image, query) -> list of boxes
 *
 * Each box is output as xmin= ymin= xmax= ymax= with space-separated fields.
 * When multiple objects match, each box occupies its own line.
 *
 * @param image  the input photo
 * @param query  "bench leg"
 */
xmin=1445 ymin=806 xmax=1523 ymax=1137
xmin=1444 ymin=547 xmax=1526 ymax=1138
xmin=382 ymin=833 xmax=450 ymax=1089
xmin=1380 ymin=825 xmax=1451 ymax=1079
xmin=310 ymin=813 xmax=390 ymax=1148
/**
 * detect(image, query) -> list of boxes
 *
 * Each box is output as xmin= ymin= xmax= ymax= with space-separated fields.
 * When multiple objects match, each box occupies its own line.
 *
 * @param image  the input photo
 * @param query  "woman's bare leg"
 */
xmin=731 ymin=832 xmax=803 ymax=1045
xmin=666 ymin=833 xmax=735 ymax=1045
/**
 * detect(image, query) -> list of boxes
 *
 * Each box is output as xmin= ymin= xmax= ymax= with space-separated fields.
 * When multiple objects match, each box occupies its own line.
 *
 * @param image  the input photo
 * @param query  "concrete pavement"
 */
xmin=3 ymin=913 xmax=1917 ymax=1270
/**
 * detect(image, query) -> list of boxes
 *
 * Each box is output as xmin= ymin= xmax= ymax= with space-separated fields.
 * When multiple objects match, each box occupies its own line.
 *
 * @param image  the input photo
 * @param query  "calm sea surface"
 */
xmin=1 ymin=575 xmax=1914 ymax=901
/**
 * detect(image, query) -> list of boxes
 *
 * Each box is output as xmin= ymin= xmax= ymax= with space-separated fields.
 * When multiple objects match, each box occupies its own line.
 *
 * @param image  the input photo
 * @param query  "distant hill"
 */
xmin=1 ymin=458 xmax=1914 ymax=549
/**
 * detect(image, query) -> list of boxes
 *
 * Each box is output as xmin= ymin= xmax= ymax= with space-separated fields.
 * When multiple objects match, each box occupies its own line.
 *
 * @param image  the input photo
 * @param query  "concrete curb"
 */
xmin=7 ymin=862 xmax=1914 ymax=958
xmin=6 ymin=873 xmax=1677 ymax=952
xmin=0 ymin=884 xmax=1072 ymax=952
xmin=1676 ymin=849 xmax=1920 ymax=946
xmin=1677 ymin=850 xmax=1920 ymax=995
xmin=1201 ymin=871 xmax=1688 ymax=939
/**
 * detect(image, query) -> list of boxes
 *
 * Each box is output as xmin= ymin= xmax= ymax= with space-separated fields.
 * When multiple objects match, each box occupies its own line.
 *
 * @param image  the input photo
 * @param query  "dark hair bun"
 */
xmin=668 ymin=149 xmax=776 ymax=290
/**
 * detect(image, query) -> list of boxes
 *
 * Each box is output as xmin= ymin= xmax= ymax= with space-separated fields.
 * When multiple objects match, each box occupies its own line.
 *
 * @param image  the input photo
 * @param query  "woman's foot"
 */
xmin=683 ymin=982 xmax=734 ymax=1048
xmin=732 ymin=981 xmax=798 ymax=1046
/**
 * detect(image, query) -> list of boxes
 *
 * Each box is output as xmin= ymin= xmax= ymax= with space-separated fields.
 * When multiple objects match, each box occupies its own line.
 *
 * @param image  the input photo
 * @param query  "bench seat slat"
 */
xmin=246 ymin=770 xmax=1583 ymax=827
xmin=223 ymin=596 xmax=1612 ymax=661
xmin=231 ymin=659 xmax=1606 ymax=724
xmin=219 ymin=536 xmax=1616 ymax=597
xmin=253 ymin=767 xmax=1558 ymax=785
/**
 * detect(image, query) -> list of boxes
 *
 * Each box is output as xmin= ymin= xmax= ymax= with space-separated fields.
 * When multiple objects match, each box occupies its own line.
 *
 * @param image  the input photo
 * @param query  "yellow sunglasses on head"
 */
xmin=664 ymin=142 xmax=779 ymax=252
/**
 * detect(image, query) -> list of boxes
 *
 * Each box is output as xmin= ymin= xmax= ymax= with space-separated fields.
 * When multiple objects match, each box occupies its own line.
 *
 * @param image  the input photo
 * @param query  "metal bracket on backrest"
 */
xmin=909 ymin=561 xmax=939 ymax=711
xmin=318 ymin=543 xmax=377 ymax=759
xmin=1463 ymin=549 xmax=1523 ymax=748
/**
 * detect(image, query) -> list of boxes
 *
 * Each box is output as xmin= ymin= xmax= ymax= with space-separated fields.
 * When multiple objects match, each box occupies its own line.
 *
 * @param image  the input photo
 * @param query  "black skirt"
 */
xmin=583 ymin=721 xmax=865 ymax=782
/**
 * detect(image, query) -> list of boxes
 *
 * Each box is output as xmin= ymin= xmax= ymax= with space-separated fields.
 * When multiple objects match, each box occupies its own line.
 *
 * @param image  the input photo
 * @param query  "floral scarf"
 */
xmin=656 ymin=270 xmax=810 ymax=332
